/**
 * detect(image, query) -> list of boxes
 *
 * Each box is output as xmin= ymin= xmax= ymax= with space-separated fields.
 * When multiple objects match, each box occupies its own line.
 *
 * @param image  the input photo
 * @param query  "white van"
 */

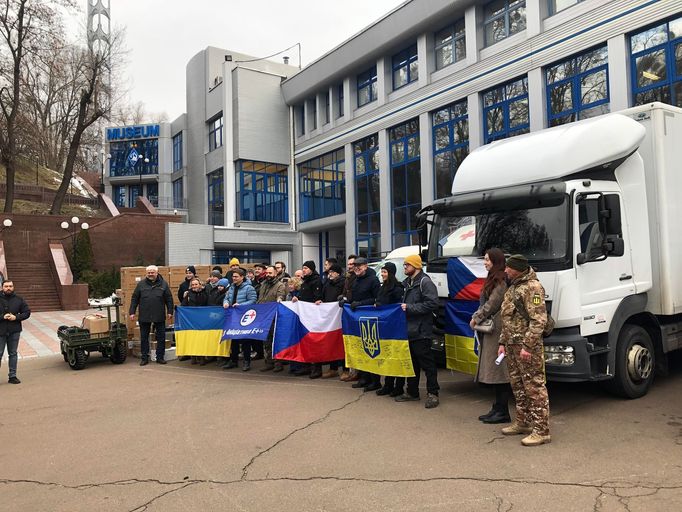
xmin=369 ymin=245 xmax=422 ymax=283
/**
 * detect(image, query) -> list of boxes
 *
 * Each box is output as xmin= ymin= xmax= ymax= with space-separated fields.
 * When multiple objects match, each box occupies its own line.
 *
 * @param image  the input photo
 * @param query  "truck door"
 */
xmin=575 ymin=193 xmax=634 ymax=335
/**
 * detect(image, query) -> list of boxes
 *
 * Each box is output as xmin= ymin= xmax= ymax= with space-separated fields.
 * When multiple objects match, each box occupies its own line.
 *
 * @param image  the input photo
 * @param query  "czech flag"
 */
xmin=444 ymin=257 xmax=487 ymax=375
xmin=273 ymin=301 xmax=344 ymax=363
xmin=175 ymin=306 xmax=231 ymax=357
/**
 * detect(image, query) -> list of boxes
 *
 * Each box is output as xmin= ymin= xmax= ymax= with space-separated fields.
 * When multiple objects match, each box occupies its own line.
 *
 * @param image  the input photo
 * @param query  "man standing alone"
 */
xmin=0 ymin=280 xmax=30 ymax=384
xmin=129 ymin=265 xmax=174 ymax=366
xmin=498 ymin=254 xmax=551 ymax=446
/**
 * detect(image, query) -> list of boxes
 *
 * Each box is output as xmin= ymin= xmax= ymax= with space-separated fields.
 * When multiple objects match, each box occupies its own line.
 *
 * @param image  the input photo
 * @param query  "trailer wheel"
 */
xmin=110 ymin=339 xmax=127 ymax=364
xmin=68 ymin=349 xmax=87 ymax=371
xmin=610 ymin=325 xmax=655 ymax=399
xmin=60 ymin=341 xmax=69 ymax=362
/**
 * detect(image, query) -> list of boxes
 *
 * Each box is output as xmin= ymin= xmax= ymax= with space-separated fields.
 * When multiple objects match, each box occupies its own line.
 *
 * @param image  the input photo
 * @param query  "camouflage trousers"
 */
xmin=506 ymin=344 xmax=550 ymax=436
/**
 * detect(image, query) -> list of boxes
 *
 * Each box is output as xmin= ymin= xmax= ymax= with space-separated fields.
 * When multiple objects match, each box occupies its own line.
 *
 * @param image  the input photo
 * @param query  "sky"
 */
xmin=79 ymin=0 xmax=407 ymax=121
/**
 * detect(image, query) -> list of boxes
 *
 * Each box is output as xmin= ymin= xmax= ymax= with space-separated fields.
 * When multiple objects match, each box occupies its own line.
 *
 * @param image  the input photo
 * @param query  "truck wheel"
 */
xmin=68 ymin=349 xmax=87 ymax=370
xmin=610 ymin=325 xmax=655 ymax=399
xmin=110 ymin=340 xmax=127 ymax=364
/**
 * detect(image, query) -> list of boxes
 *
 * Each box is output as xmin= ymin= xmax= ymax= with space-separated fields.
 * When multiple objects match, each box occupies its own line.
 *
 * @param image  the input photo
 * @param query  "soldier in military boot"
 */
xmin=498 ymin=254 xmax=551 ymax=446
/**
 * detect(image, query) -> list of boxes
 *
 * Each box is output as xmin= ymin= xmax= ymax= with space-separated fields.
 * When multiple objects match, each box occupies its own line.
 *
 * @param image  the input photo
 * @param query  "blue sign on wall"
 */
xmin=106 ymin=124 xmax=160 ymax=141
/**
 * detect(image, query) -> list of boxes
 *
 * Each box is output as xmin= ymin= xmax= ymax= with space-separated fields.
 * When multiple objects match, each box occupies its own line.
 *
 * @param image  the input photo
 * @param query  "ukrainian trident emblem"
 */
xmin=359 ymin=316 xmax=381 ymax=359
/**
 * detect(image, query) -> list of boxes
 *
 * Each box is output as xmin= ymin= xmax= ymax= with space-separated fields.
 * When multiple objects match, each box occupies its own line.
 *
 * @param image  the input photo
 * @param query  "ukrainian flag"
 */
xmin=175 ymin=306 xmax=231 ymax=357
xmin=342 ymin=304 xmax=414 ymax=377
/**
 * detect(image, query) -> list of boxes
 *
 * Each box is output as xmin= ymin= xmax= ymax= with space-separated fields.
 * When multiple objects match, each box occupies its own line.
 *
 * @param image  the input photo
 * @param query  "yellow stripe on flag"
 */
xmin=176 ymin=330 xmax=231 ymax=357
xmin=343 ymin=335 xmax=415 ymax=377
xmin=445 ymin=333 xmax=478 ymax=375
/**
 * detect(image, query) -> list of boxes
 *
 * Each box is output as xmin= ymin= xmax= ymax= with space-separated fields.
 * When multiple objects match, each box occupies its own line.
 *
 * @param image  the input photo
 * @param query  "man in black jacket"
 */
xmin=397 ymin=254 xmax=440 ymax=409
xmin=0 ymin=280 xmax=30 ymax=384
xmin=129 ymin=265 xmax=174 ymax=366
xmin=177 ymin=266 xmax=196 ymax=303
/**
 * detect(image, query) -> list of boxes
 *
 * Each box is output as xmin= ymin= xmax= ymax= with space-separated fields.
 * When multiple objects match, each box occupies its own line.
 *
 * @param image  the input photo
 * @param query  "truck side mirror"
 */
xmin=606 ymin=237 xmax=625 ymax=257
xmin=603 ymin=194 xmax=622 ymax=236
xmin=416 ymin=212 xmax=428 ymax=246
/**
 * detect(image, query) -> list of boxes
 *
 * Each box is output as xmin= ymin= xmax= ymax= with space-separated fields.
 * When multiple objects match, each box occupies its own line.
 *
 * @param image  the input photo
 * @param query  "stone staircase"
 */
xmin=5 ymin=261 xmax=62 ymax=311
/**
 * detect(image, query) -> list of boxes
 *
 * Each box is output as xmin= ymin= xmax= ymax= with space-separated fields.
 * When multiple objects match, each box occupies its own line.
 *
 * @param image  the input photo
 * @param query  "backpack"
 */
xmin=513 ymin=296 xmax=555 ymax=337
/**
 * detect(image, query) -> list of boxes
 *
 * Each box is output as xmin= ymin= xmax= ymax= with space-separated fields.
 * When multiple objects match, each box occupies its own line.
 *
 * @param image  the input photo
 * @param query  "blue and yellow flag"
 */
xmin=175 ymin=306 xmax=231 ymax=357
xmin=342 ymin=304 xmax=414 ymax=377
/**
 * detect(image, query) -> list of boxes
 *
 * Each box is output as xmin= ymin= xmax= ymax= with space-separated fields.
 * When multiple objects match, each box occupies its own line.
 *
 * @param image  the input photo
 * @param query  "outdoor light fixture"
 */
xmin=61 ymin=217 xmax=90 ymax=281
xmin=2 ymin=218 xmax=12 ymax=228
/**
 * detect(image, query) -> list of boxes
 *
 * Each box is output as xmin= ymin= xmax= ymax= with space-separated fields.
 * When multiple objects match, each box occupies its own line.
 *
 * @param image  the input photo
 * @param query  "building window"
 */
xmin=392 ymin=44 xmax=418 ymax=90
xmin=113 ymin=185 xmax=125 ymax=208
xmin=147 ymin=182 xmax=158 ymax=207
xmin=353 ymin=134 xmax=381 ymax=259
xmin=208 ymin=115 xmax=223 ymax=152
xmin=484 ymin=0 xmax=526 ymax=46
xmin=207 ymin=169 xmax=224 ymax=226
xmin=549 ymin=0 xmax=584 ymax=15
xmin=433 ymin=100 xmax=469 ymax=199
xmin=311 ymin=98 xmax=317 ymax=130
xmin=128 ymin=184 xmax=141 ymax=208
xmin=435 ymin=20 xmax=466 ymax=70
xmin=212 ymin=249 xmax=271 ymax=265
xmin=109 ymin=139 xmax=158 ymax=177
xmin=172 ymin=132 xmax=183 ymax=171
xmin=389 ymin=119 xmax=421 ymax=249
xmin=324 ymin=92 xmax=330 ymax=124
xmin=299 ymin=149 xmax=345 ymax=222
xmin=630 ymin=16 xmax=682 ymax=107
xmin=337 ymin=83 xmax=344 ymax=118
xmin=357 ymin=66 xmax=378 ymax=107
xmin=172 ymin=178 xmax=183 ymax=209
xmin=546 ymin=46 xmax=609 ymax=127
xmin=483 ymin=76 xmax=529 ymax=143
xmin=297 ymin=105 xmax=305 ymax=136
xmin=237 ymin=160 xmax=288 ymax=223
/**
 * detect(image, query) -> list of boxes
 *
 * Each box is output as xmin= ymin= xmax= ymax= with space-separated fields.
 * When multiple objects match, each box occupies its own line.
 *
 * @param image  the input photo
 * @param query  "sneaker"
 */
xmin=389 ymin=388 xmax=403 ymax=398
xmin=321 ymin=369 xmax=338 ymax=379
xmin=363 ymin=383 xmax=381 ymax=392
xmin=260 ymin=364 xmax=275 ymax=372
xmin=242 ymin=363 xmax=251 ymax=372
xmin=501 ymin=422 xmax=533 ymax=436
xmin=394 ymin=393 xmax=420 ymax=402
xmin=272 ymin=364 xmax=284 ymax=373
xmin=346 ymin=374 xmax=360 ymax=382
xmin=8 ymin=376 xmax=20 ymax=384
xmin=375 ymin=386 xmax=394 ymax=396
xmin=139 ymin=359 xmax=149 ymax=366
xmin=351 ymin=380 xmax=368 ymax=389
xmin=521 ymin=432 xmax=552 ymax=446
xmin=425 ymin=393 xmax=440 ymax=409
xmin=339 ymin=371 xmax=350 ymax=381
xmin=223 ymin=361 xmax=238 ymax=370
xmin=156 ymin=359 xmax=167 ymax=365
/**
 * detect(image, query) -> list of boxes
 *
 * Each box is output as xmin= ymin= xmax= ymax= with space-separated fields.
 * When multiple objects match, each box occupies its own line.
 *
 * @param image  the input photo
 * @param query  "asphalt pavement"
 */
xmin=1 ymin=353 xmax=681 ymax=511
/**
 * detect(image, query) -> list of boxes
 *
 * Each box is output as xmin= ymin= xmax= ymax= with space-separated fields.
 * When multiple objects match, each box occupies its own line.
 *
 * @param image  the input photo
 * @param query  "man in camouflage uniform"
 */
xmin=498 ymin=254 xmax=551 ymax=446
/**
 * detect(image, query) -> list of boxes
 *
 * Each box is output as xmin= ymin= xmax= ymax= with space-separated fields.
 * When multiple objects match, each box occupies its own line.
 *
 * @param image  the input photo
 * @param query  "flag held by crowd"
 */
xmin=221 ymin=303 xmax=277 ymax=342
xmin=444 ymin=257 xmax=486 ymax=375
xmin=342 ymin=304 xmax=414 ymax=377
xmin=273 ymin=301 xmax=344 ymax=363
xmin=175 ymin=306 xmax=231 ymax=357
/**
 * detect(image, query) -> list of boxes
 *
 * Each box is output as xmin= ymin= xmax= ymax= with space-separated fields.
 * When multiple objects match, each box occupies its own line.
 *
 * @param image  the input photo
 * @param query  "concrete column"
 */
xmin=608 ymin=34 xmax=631 ymax=112
xmin=419 ymin=112 xmax=434 ymax=207
xmin=528 ymin=67 xmax=546 ymax=132
xmin=417 ymin=33 xmax=431 ymax=88
xmin=343 ymin=77 xmax=352 ymax=121
xmin=223 ymin=66 xmax=235 ymax=227
xmin=344 ymin=142 xmax=356 ymax=254
xmin=467 ymin=93 xmax=483 ymax=151
xmin=465 ymin=4 xmax=480 ymax=64
xmin=526 ymin=0 xmax=542 ymax=38
xmin=378 ymin=129 xmax=392 ymax=252
xmin=377 ymin=56 xmax=387 ymax=107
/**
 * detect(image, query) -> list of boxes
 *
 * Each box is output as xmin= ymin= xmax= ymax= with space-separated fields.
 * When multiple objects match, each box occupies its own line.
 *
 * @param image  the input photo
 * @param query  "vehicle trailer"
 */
xmin=417 ymin=102 xmax=682 ymax=398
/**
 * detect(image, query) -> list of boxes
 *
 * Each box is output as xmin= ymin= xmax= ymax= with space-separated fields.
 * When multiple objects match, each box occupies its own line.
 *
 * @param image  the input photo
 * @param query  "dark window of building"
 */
xmin=146 ymin=182 xmax=158 ymax=207
xmin=338 ymin=83 xmax=344 ymax=118
xmin=172 ymin=132 xmax=183 ymax=171
xmin=128 ymin=184 xmax=142 ymax=208
xmin=392 ymin=44 xmax=419 ymax=90
xmin=109 ymin=139 xmax=158 ymax=177
xmin=433 ymin=99 xmax=469 ymax=199
xmin=172 ymin=178 xmax=184 ymax=209
xmin=483 ymin=76 xmax=529 ymax=143
xmin=435 ymin=20 xmax=466 ymax=70
xmin=208 ymin=114 xmax=223 ymax=152
xmin=113 ymin=185 xmax=126 ymax=208
xmin=389 ymin=119 xmax=421 ymax=249
xmin=546 ymin=45 xmax=609 ymax=127
xmin=207 ymin=168 xmax=224 ymax=226
xmin=299 ymin=149 xmax=345 ymax=222
xmin=237 ymin=160 xmax=288 ymax=223
xmin=630 ymin=16 xmax=682 ymax=107
xmin=324 ymin=92 xmax=330 ymax=124
xmin=311 ymin=98 xmax=317 ymax=130
xmin=212 ymin=249 xmax=271 ymax=265
xmin=354 ymin=134 xmax=381 ymax=259
xmin=357 ymin=66 xmax=378 ymax=107
xmin=484 ymin=0 xmax=526 ymax=46
xmin=297 ymin=104 xmax=305 ymax=136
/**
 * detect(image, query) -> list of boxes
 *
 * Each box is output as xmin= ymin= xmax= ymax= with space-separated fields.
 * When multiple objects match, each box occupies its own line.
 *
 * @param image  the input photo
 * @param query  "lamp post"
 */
xmin=61 ymin=216 xmax=89 ymax=282
xmin=137 ymin=153 xmax=150 ymax=202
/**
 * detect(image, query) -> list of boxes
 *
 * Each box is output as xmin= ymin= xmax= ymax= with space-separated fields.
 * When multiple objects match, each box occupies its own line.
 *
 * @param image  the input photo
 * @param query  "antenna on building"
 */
xmin=283 ymin=56 xmax=289 ymax=65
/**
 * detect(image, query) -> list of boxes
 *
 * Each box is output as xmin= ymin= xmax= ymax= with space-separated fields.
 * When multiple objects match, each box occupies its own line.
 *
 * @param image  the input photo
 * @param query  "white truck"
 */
xmin=417 ymin=102 xmax=682 ymax=398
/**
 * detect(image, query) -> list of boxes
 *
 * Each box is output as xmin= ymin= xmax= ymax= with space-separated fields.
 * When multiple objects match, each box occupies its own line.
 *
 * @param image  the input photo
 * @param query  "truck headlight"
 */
xmin=544 ymin=345 xmax=575 ymax=366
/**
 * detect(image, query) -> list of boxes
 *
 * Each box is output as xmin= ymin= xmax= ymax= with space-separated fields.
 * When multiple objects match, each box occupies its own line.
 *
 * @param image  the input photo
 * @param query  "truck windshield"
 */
xmin=429 ymin=196 xmax=569 ymax=267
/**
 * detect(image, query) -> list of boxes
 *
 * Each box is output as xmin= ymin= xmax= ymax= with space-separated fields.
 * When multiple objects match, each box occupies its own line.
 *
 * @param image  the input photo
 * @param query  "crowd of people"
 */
xmin=128 ymin=250 xmax=551 ymax=445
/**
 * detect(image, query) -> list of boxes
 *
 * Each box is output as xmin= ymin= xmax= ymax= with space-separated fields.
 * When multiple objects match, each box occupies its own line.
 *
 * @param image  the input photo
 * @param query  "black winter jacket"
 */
xmin=182 ymin=288 xmax=208 ymax=307
xmin=298 ymin=271 xmax=323 ymax=303
xmin=402 ymin=271 xmax=439 ymax=341
xmin=177 ymin=278 xmax=192 ymax=303
xmin=0 ymin=292 xmax=31 ymax=335
xmin=206 ymin=284 xmax=225 ymax=306
xmin=350 ymin=268 xmax=380 ymax=305
xmin=376 ymin=281 xmax=404 ymax=306
xmin=129 ymin=276 xmax=174 ymax=323
xmin=321 ymin=275 xmax=345 ymax=303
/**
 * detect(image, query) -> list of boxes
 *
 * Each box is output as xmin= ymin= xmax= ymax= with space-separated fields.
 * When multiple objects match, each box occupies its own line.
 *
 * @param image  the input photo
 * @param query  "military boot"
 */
xmin=501 ymin=422 xmax=532 ymax=435
xmin=521 ymin=432 xmax=551 ymax=446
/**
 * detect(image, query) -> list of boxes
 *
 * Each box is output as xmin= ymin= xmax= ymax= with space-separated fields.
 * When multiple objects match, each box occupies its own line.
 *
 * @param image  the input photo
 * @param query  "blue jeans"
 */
xmin=0 ymin=331 xmax=20 ymax=378
xmin=140 ymin=322 xmax=166 ymax=360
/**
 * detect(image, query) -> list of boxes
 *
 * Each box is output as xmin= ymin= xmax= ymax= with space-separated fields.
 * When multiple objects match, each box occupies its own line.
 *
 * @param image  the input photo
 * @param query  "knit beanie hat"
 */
xmin=329 ymin=263 xmax=343 ymax=275
xmin=382 ymin=261 xmax=397 ymax=275
xmin=302 ymin=260 xmax=316 ymax=272
xmin=403 ymin=254 xmax=422 ymax=269
xmin=210 ymin=270 xmax=223 ymax=278
xmin=217 ymin=278 xmax=229 ymax=287
xmin=186 ymin=265 xmax=196 ymax=274
xmin=229 ymin=258 xmax=240 ymax=266
xmin=506 ymin=254 xmax=529 ymax=271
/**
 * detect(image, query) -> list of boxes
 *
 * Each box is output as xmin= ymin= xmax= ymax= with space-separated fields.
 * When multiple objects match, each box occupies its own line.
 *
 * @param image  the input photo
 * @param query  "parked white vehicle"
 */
xmin=368 ymin=245 xmax=422 ymax=283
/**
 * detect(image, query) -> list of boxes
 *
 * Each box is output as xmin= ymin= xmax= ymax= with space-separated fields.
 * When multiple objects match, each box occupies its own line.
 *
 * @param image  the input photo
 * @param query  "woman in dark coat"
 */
xmin=470 ymin=248 xmax=511 ymax=423
xmin=181 ymin=278 xmax=208 ymax=364
xmin=375 ymin=262 xmax=406 ymax=397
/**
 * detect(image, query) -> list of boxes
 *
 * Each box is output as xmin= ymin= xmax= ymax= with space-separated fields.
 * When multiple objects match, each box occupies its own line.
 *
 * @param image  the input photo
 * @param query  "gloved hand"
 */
xmin=350 ymin=301 xmax=361 ymax=311
xmin=338 ymin=298 xmax=346 ymax=308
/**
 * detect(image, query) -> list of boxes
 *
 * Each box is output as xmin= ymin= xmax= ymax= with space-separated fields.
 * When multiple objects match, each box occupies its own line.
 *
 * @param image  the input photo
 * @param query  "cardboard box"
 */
xmin=82 ymin=314 xmax=109 ymax=334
